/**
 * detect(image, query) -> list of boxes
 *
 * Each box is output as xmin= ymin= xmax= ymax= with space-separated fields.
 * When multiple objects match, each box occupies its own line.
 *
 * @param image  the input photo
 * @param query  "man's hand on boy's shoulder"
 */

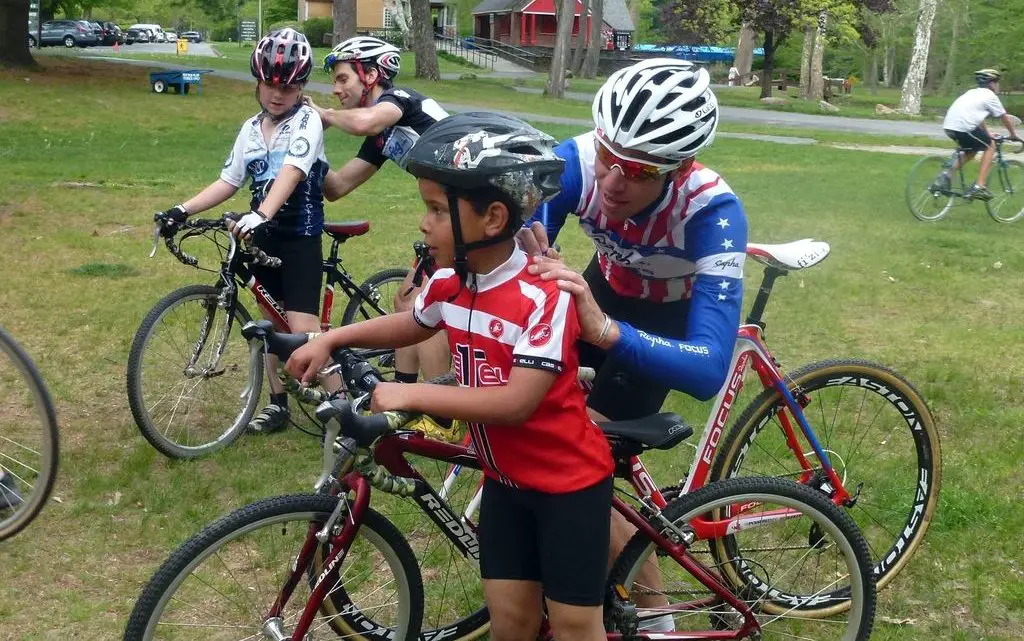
xmin=303 ymin=96 xmax=329 ymax=128
xmin=371 ymin=381 xmax=415 ymax=413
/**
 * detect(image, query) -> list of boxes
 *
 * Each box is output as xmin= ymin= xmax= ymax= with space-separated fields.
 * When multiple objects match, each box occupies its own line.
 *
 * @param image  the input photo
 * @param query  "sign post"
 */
xmin=239 ymin=19 xmax=258 ymax=45
xmin=28 ymin=0 xmax=41 ymax=46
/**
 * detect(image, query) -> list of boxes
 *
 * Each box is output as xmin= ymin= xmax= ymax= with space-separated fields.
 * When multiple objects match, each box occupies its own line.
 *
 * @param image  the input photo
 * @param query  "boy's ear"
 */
xmin=483 ymin=201 xmax=511 ymax=238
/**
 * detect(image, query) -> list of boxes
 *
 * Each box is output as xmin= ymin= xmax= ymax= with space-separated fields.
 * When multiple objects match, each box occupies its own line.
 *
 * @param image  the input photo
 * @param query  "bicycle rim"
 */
xmin=317 ymin=453 xmax=490 ymax=641
xmin=128 ymin=286 xmax=262 ymax=458
xmin=339 ymin=268 xmax=410 ymax=378
xmin=124 ymin=495 xmax=421 ymax=641
xmin=905 ymin=155 xmax=955 ymax=221
xmin=985 ymin=159 xmax=1024 ymax=222
xmin=608 ymin=477 xmax=874 ymax=640
xmin=0 ymin=327 xmax=59 ymax=541
xmin=712 ymin=359 xmax=941 ymax=592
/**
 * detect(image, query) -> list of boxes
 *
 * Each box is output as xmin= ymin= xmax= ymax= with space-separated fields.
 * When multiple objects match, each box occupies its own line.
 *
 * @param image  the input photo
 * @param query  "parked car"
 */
xmin=29 ymin=20 xmax=99 ymax=48
xmin=95 ymin=21 xmax=123 ymax=45
xmin=87 ymin=22 xmax=105 ymax=43
xmin=129 ymin=23 xmax=166 ymax=43
xmin=164 ymin=30 xmax=178 ymax=42
xmin=124 ymin=27 xmax=141 ymax=44
xmin=180 ymin=31 xmax=203 ymax=43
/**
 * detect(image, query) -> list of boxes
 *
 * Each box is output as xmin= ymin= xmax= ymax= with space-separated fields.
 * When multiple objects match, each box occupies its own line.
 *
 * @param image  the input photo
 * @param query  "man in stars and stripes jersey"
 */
xmin=521 ymin=58 xmax=748 ymax=419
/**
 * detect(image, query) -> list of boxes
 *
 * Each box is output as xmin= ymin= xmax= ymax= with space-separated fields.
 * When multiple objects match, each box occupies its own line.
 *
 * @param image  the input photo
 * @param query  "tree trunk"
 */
xmin=869 ymin=49 xmax=879 ymax=95
xmin=383 ymin=0 xmax=412 ymax=46
xmin=734 ymin=23 xmax=756 ymax=77
xmin=546 ymin=0 xmax=577 ymax=97
xmin=581 ymin=0 xmax=603 ymax=78
xmin=759 ymin=30 xmax=775 ymax=99
xmin=569 ymin=0 xmax=590 ymax=75
xmin=898 ymin=0 xmax=939 ymax=115
xmin=0 ymin=0 xmax=35 ymax=67
xmin=883 ymin=44 xmax=894 ymax=87
xmin=940 ymin=4 xmax=961 ymax=96
xmin=808 ymin=11 xmax=827 ymax=102
xmin=410 ymin=0 xmax=440 ymax=80
xmin=333 ymin=0 xmax=356 ymax=45
xmin=799 ymin=24 xmax=814 ymax=99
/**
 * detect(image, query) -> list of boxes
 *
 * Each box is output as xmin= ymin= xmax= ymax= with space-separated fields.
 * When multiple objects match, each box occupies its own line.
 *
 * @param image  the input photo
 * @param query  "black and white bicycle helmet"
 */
xmin=250 ymin=28 xmax=313 ymax=85
xmin=593 ymin=58 xmax=718 ymax=162
xmin=406 ymin=112 xmax=565 ymax=284
xmin=324 ymin=35 xmax=402 ymax=80
xmin=975 ymin=68 xmax=1002 ymax=86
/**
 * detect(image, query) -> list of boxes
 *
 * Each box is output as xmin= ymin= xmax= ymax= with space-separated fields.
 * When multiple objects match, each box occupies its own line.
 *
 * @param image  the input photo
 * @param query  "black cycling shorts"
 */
xmin=250 ymin=230 xmax=323 ymax=316
xmin=478 ymin=475 xmax=613 ymax=607
xmin=579 ymin=254 xmax=690 ymax=421
xmin=946 ymin=126 xmax=992 ymax=153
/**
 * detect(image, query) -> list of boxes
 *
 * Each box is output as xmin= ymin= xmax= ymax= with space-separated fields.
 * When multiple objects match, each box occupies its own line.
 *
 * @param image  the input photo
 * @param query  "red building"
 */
xmin=471 ymin=0 xmax=633 ymax=50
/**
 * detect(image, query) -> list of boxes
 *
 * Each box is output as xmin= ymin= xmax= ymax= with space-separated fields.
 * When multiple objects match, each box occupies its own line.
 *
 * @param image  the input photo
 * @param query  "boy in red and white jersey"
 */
xmin=287 ymin=112 xmax=614 ymax=641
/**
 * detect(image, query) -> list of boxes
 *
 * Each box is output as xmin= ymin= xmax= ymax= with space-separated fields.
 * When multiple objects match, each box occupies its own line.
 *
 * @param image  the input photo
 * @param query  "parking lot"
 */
xmin=91 ymin=41 xmax=217 ymax=56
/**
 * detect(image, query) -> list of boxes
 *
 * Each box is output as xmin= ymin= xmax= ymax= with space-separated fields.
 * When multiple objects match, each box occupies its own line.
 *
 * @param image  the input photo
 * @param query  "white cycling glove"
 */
xmin=235 ymin=210 xmax=268 ymax=236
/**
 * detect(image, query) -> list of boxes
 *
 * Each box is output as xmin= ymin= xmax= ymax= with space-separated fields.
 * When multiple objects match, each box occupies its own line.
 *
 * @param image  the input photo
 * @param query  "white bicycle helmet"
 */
xmin=324 ymin=35 xmax=401 ymax=80
xmin=593 ymin=58 xmax=719 ymax=162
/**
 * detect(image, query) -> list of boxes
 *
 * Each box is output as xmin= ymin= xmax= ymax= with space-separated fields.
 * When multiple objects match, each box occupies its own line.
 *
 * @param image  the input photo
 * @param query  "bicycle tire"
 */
xmin=906 ymin=155 xmax=956 ymax=221
xmin=340 ymin=268 xmax=411 ymax=326
xmin=985 ymin=159 xmax=1024 ymax=223
xmin=608 ymin=477 xmax=875 ymax=638
xmin=0 ymin=327 xmax=60 ymax=541
xmin=124 ymin=494 xmax=424 ymax=641
xmin=710 ymin=358 xmax=940 ymax=592
xmin=316 ymin=456 xmax=491 ymax=641
xmin=127 ymin=284 xmax=263 ymax=459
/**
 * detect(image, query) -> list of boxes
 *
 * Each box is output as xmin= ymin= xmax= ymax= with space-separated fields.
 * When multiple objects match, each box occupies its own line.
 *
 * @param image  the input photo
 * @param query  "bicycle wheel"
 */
xmin=127 ymin=284 xmax=263 ymax=459
xmin=608 ymin=477 xmax=875 ymax=639
xmin=340 ymin=268 xmax=410 ymax=377
xmin=711 ymin=359 xmax=940 ymax=592
xmin=317 ymin=451 xmax=491 ymax=641
xmin=985 ymin=159 xmax=1024 ymax=223
xmin=124 ymin=494 xmax=423 ymax=641
xmin=0 ymin=327 xmax=59 ymax=541
xmin=905 ymin=155 xmax=956 ymax=221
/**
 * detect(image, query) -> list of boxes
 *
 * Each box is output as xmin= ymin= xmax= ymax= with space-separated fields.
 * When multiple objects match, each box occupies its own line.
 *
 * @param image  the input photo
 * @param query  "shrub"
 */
xmin=303 ymin=17 xmax=333 ymax=47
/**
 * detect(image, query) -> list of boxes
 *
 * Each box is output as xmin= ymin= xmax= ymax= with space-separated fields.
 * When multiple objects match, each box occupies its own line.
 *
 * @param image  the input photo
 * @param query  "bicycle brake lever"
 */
xmin=149 ymin=225 xmax=162 ymax=258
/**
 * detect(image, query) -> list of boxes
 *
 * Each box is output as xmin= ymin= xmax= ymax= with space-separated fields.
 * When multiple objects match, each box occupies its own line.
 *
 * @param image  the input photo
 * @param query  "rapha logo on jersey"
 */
xmin=289 ymin=137 xmax=310 ymax=158
xmin=528 ymin=324 xmax=553 ymax=347
xmin=714 ymin=257 xmax=742 ymax=270
xmin=488 ymin=318 xmax=504 ymax=338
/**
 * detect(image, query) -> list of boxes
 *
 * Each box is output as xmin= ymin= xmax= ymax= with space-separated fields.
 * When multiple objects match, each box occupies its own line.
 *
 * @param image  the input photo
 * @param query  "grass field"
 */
xmin=2 ymin=57 xmax=1023 ymax=639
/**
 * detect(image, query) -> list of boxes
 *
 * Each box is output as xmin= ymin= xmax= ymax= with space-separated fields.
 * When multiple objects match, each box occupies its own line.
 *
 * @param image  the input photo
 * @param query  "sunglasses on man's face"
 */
xmin=595 ymin=135 xmax=679 ymax=181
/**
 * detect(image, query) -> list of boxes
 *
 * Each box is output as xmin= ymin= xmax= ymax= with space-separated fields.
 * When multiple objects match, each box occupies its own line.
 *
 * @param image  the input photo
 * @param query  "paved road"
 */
xmin=83 ymin=56 xmax=953 ymax=146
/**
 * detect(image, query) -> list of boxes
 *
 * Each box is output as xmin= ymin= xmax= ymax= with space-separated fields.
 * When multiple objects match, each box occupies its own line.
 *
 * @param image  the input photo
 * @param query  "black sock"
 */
xmin=395 ymin=370 xmax=418 ymax=384
xmin=270 ymin=392 xmax=289 ymax=409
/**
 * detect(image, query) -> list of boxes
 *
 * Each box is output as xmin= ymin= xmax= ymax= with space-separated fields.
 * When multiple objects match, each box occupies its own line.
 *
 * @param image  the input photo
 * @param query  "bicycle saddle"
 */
xmin=746 ymin=239 xmax=830 ymax=271
xmin=241 ymin=320 xmax=314 ymax=360
xmin=599 ymin=412 xmax=692 ymax=458
xmin=323 ymin=221 xmax=370 ymax=240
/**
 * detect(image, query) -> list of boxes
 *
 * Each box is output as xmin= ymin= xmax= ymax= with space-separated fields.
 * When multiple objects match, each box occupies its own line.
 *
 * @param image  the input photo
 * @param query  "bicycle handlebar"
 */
xmin=994 ymin=135 xmax=1024 ymax=154
xmin=150 ymin=214 xmax=282 ymax=269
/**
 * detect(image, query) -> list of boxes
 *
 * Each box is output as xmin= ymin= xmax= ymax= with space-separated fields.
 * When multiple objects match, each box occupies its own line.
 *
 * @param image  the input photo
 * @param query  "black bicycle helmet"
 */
xmin=975 ymin=68 xmax=1002 ymax=86
xmin=251 ymin=28 xmax=313 ymax=85
xmin=405 ymin=112 xmax=565 ymax=285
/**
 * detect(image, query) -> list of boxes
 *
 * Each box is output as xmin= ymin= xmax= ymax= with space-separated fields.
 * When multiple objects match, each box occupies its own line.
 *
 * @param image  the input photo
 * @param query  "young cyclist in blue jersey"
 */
xmin=154 ymin=29 xmax=327 ymax=434
xmin=517 ymin=58 xmax=748 ymax=633
xmin=304 ymin=36 xmax=452 ymax=384
xmin=286 ymin=113 xmax=614 ymax=641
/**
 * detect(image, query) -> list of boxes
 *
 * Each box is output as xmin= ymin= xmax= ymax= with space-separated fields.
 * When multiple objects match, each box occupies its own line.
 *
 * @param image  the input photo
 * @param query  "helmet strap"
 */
xmin=353 ymin=61 xmax=381 ymax=108
xmin=445 ymin=188 xmax=516 ymax=298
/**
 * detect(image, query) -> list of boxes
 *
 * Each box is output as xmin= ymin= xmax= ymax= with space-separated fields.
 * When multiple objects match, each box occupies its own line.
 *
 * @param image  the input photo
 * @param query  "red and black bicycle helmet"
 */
xmin=251 ymin=28 xmax=313 ymax=85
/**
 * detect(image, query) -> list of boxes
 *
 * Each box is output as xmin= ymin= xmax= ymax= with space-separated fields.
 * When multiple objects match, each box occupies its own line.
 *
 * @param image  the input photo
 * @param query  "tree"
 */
xmin=569 ymin=0 xmax=590 ymax=75
xmin=410 ymin=0 xmax=439 ymax=79
xmin=581 ymin=0 xmax=603 ymax=77
xmin=546 ymin=0 xmax=577 ymax=97
xmin=897 ymin=0 xmax=938 ymax=114
xmin=382 ymin=0 xmax=412 ymax=46
xmin=1 ymin=0 xmax=35 ymax=67
xmin=332 ymin=0 xmax=355 ymax=44
xmin=807 ymin=10 xmax=827 ymax=101
xmin=734 ymin=23 xmax=757 ymax=78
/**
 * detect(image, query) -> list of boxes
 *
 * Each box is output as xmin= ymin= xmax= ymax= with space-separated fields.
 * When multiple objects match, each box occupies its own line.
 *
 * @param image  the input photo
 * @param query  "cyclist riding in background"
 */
xmin=305 ymin=35 xmax=451 ymax=384
xmin=938 ymin=68 xmax=1021 ymax=201
xmin=519 ymin=58 xmax=748 ymax=635
xmin=155 ymin=28 xmax=325 ymax=434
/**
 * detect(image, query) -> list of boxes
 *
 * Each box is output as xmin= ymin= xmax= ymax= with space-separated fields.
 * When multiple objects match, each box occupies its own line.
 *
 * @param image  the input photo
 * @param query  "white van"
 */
xmin=128 ymin=23 xmax=166 ymax=43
